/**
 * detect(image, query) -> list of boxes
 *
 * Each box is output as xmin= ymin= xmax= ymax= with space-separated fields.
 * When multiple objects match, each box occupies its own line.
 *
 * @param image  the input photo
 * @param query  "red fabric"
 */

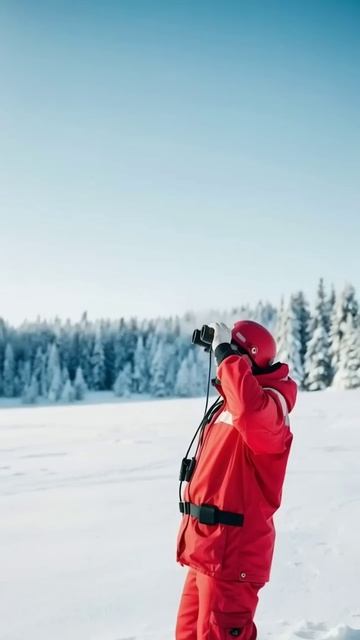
xmin=175 ymin=567 xmax=263 ymax=639
xmin=176 ymin=354 xmax=297 ymax=583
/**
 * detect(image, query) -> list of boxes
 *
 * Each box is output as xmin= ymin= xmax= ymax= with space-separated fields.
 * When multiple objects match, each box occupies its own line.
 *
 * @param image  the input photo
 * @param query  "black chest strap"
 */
xmin=179 ymin=501 xmax=244 ymax=527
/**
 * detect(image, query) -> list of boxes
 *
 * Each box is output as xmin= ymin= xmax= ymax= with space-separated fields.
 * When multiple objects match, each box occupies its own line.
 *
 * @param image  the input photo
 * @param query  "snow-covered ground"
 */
xmin=1 ymin=390 xmax=360 ymax=640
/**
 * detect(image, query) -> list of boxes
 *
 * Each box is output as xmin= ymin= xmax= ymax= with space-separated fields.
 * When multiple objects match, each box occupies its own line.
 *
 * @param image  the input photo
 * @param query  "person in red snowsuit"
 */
xmin=175 ymin=320 xmax=298 ymax=640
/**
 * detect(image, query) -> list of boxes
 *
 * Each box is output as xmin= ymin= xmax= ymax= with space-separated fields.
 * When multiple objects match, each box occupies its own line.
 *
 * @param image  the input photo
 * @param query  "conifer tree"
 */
xmin=103 ymin=324 xmax=116 ymax=389
xmin=74 ymin=366 xmax=88 ymax=400
xmin=276 ymin=296 xmax=303 ymax=385
xmin=164 ymin=340 xmax=179 ymax=397
xmin=332 ymin=316 xmax=360 ymax=389
xmin=47 ymin=343 xmax=60 ymax=391
xmin=304 ymin=279 xmax=332 ymax=390
xmin=33 ymin=346 xmax=44 ymax=386
xmin=175 ymin=354 xmax=192 ymax=397
xmin=304 ymin=324 xmax=331 ymax=391
xmin=19 ymin=359 xmax=31 ymax=395
xmin=133 ymin=335 xmax=148 ymax=394
xmin=48 ymin=364 xmax=63 ymax=402
xmin=61 ymin=365 xmax=70 ymax=385
xmin=22 ymin=373 xmax=39 ymax=404
xmin=3 ymin=343 xmax=15 ymax=397
xmin=150 ymin=340 xmax=167 ymax=397
xmin=78 ymin=313 xmax=93 ymax=387
xmin=39 ymin=349 xmax=48 ymax=398
xmin=330 ymin=284 xmax=360 ymax=381
xmin=326 ymin=284 xmax=336 ymax=334
xmin=91 ymin=328 xmax=106 ymax=390
xmin=61 ymin=378 xmax=75 ymax=402
xmin=113 ymin=363 xmax=132 ymax=398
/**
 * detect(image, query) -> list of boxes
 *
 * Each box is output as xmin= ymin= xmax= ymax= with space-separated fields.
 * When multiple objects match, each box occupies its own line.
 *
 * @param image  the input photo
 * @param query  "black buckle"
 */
xmin=198 ymin=504 xmax=218 ymax=525
xmin=179 ymin=501 xmax=193 ymax=516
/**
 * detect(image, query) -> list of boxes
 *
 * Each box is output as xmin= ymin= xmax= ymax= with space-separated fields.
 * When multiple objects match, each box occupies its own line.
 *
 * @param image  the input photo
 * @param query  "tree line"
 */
xmin=0 ymin=280 xmax=359 ymax=405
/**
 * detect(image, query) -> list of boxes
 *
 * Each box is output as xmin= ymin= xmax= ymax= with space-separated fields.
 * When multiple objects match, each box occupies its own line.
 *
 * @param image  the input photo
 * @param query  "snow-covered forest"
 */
xmin=0 ymin=279 xmax=359 ymax=405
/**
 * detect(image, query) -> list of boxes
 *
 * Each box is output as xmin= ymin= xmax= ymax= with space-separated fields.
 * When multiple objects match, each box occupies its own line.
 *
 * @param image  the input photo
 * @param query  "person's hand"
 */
xmin=208 ymin=322 xmax=232 ymax=352
xmin=209 ymin=321 xmax=254 ymax=369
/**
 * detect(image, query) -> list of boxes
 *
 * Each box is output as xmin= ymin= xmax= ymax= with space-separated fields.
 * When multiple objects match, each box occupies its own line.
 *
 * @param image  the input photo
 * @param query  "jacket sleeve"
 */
xmin=215 ymin=349 xmax=289 ymax=455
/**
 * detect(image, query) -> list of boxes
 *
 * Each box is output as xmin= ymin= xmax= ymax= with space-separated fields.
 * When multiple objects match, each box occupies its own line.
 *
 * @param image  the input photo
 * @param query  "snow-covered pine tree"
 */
xmin=304 ymin=324 xmax=331 ymax=391
xmin=275 ymin=295 xmax=304 ymax=385
xmin=113 ymin=362 xmax=132 ymax=398
xmin=133 ymin=335 xmax=148 ymax=394
xmin=303 ymin=278 xmax=332 ymax=390
xmin=102 ymin=321 xmax=116 ymax=389
xmin=61 ymin=378 xmax=75 ymax=402
xmin=22 ymin=372 xmax=39 ymax=404
xmin=47 ymin=343 xmax=60 ymax=390
xmin=194 ymin=347 xmax=214 ymax=397
xmin=113 ymin=317 xmax=138 ymax=388
xmin=330 ymin=284 xmax=360 ymax=383
xmin=149 ymin=340 xmax=167 ymax=397
xmin=19 ymin=359 xmax=32 ymax=396
xmin=47 ymin=343 xmax=63 ymax=401
xmin=292 ymin=290 xmax=311 ymax=375
xmin=48 ymin=363 xmax=63 ymax=402
xmin=174 ymin=347 xmax=209 ymax=398
xmin=91 ymin=327 xmax=106 ymax=390
xmin=61 ymin=365 xmax=70 ymax=385
xmin=326 ymin=284 xmax=336 ymax=334
xmin=39 ymin=349 xmax=48 ymax=398
xmin=3 ymin=343 xmax=15 ymax=397
xmin=175 ymin=353 xmax=192 ymax=397
xmin=78 ymin=312 xmax=94 ymax=388
xmin=59 ymin=322 xmax=73 ymax=380
xmin=32 ymin=346 xmax=44 ymax=391
xmin=164 ymin=339 xmax=179 ymax=397
xmin=73 ymin=365 xmax=88 ymax=400
xmin=67 ymin=327 xmax=80 ymax=382
xmin=113 ymin=318 xmax=127 ymax=376
xmin=254 ymin=300 xmax=277 ymax=334
xmin=332 ymin=315 xmax=360 ymax=389
xmin=146 ymin=326 xmax=160 ymax=370
xmin=188 ymin=349 xmax=208 ymax=397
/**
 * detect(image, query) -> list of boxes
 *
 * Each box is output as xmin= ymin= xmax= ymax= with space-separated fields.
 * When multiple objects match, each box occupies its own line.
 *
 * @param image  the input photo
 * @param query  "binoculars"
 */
xmin=192 ymin=324 xmax=215 ymax=350
xmin=192 ymin=324 xmax=249 ymax=359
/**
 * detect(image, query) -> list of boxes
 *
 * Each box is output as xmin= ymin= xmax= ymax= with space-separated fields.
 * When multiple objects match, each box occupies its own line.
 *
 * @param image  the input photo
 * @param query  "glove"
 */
xmin=209 ymin=321 xmax=253 ymax=369
xmin=208 ymin=322 xmax=232 ymax=351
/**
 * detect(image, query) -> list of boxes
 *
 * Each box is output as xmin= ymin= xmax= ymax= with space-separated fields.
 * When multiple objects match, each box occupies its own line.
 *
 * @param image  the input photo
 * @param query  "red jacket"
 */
xmin=176 ymin=353 xmax=298 ymax=583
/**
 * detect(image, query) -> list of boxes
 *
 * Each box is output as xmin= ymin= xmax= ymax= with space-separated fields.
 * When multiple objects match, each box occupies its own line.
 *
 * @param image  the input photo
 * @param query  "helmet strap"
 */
xmin=230 ymin=340 xmax=281 ymax=376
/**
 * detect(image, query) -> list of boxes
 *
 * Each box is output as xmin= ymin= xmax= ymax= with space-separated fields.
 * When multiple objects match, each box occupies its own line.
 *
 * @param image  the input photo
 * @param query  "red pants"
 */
xmin=175 ymin=568 xmax=264 ymax=640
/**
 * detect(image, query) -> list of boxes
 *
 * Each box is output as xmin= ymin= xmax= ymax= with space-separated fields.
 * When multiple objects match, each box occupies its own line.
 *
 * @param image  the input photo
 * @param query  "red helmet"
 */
xmin=231 ymin=320 xmax=277 ymax=369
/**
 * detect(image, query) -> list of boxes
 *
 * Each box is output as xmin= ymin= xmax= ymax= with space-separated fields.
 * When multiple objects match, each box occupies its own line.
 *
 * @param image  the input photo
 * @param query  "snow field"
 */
xmin=1 ymin=390 xmax=360 ymax=639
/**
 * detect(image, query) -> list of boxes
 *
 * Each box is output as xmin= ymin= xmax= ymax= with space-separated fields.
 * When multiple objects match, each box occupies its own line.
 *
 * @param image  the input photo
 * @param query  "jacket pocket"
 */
xmin=209 ymin=610 xmax=254 ymax=640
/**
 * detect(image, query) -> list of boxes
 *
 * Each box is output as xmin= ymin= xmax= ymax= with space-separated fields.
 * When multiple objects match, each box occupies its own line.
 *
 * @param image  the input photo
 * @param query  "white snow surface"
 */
xmin=1 ymin=390 xmax=360 ymax=640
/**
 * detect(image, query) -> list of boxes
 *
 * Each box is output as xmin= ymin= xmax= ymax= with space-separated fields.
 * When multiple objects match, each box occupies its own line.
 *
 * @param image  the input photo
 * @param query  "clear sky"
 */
xmin=0 ymin=0 xmax=359 ymax=325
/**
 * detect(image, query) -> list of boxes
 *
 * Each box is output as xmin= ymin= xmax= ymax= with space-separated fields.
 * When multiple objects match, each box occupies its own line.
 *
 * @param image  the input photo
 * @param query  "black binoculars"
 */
xmin=192 ymin=324 xmax=249 ymax=359
xmin=192 ymin=324 xmax=215 ymax=349
xmin=192 ymin=325 xmax=215 ymax=351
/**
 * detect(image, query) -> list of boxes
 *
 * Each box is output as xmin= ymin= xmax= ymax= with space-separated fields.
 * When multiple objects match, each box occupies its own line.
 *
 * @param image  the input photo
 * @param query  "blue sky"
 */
xmin=0 ymin=1 xmax=359 ymax=324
